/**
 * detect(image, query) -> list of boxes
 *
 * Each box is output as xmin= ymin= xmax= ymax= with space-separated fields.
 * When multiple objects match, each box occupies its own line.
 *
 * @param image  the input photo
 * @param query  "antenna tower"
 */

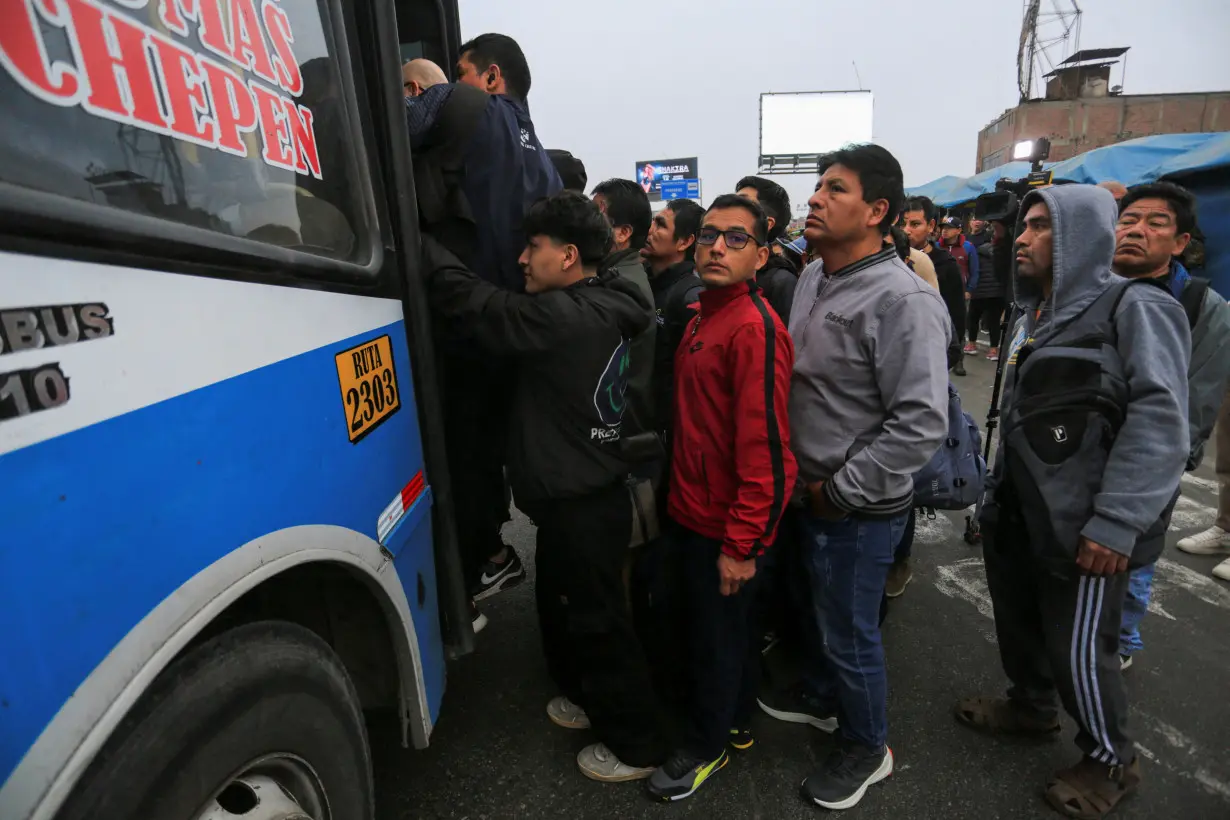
xmin=1017 ymin=0 xmax=1082 ymax=102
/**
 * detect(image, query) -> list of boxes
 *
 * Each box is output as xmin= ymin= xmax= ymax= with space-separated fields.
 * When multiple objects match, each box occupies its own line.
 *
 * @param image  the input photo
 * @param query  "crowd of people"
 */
xmin=401 ymin=33 xmax=1230 ymax=819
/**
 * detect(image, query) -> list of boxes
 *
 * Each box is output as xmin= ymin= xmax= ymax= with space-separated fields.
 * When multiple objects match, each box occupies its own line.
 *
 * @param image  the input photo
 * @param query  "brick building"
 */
xmin=976 ymin=49 xmax=1230 ymax=172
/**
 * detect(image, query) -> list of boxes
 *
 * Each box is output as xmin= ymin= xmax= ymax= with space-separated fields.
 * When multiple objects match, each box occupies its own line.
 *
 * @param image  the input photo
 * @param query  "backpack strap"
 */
xmin=1180 ymin=277 xmax=1210 ymax=333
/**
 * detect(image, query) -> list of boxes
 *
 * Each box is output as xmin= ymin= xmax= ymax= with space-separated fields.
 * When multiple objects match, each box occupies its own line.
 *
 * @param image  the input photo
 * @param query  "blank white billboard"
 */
xmin=760 ymin=91 xmax=874 ymax=156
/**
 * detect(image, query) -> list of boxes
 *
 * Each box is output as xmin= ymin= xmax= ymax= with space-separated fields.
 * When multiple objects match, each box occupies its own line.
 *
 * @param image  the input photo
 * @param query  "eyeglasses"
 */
xmin=696 ymin=227 xmax=763 ymax=250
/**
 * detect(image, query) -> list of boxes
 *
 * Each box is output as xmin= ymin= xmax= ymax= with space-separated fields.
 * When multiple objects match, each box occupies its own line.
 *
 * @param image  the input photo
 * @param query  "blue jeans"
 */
xmin=1120 ymin=563 xmax=1156 ymax=656
xmin=799 ymin=512 xmax=908 ymax=750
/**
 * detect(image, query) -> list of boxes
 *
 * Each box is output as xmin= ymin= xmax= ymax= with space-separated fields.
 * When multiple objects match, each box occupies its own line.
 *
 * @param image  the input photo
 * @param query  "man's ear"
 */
xmin=678 ymin=234 xmax=697 ymax=255
xmin=766 ymin=215 xmax=776 ymax=235
xmin=756 ymin=244 xmax=770 ymax=269
xmin=1173 ymin=232 xmax=1192 ymax=257
xmin=867 ymin=199 xmax=890 ymax=231
xmin=486 ymin=63 xmax=502 ymax=92
xmin=614 ymin=224 xmax=633 ymax=247
xmin=563 ymin=243 xmax=580 ymax=271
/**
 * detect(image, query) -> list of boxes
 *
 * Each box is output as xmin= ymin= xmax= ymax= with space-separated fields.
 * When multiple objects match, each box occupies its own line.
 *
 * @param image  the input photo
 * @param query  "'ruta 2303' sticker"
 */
xmin=334 ymin=335 xmax=400 ymax=443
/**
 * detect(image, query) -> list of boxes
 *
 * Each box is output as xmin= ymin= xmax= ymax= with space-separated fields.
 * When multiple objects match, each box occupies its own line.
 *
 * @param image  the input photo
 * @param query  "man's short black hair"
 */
xmin=459 ymin=33 xmax=531 ymax=99
xmin=889 ymin=225 xmax=911 ymax=261
xmin=547 ymin=149 xmax=587 ymax=192
xmin=735 ymin=176 xmax=790 ymax=241
xmin=818 ymin=144 xmax=906 ymax=234
xmin=666 ymin=199 xmax=705 ymax=260
xmin=1119 ymin=181 xmax=1198 ymax=237
xmin=592 ymin=178 xmax=651 ymax=250
xmin=903 ymin=195 xmax=938 ymax=226
xmin=705 ymin=194 xmax=769 ymax=245
xmin=523 ymin=191 xmax=612 ymax=266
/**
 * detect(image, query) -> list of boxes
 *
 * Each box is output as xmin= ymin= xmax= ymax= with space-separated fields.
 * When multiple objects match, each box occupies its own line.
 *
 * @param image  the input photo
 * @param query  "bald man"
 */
xmin=403 ymin=58 xmax=447 ymax=98
xmin=1098 ymin=180 xmax=1128 ymax=202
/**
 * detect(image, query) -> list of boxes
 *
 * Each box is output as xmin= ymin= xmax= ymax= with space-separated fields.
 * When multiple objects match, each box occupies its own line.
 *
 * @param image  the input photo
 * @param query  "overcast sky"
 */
xmin=459 ymin=0 xmax=1230 ymax=214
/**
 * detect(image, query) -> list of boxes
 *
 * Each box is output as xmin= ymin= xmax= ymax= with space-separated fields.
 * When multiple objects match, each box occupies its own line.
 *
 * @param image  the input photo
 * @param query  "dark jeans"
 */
xmin=799 ymin=512 xmax=908 ymax=750
xmin=893 ymin=508 xmax=917 ymax=562
xmin=967 ymin=297 xmax=1006 ymax=348
xmin=522 ymin=486 xmax=667 ymax=767
xmin=441 ymin=352 xmax=513 ymax=586
xmin=675 ymin=526 xmax=762 ymax=760
xmin=983 ymin=512 xmax=1134 ymax=764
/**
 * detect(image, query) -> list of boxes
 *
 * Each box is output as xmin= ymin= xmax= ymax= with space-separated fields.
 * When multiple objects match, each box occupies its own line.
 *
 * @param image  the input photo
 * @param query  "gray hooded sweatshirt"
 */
xmin=789 ymin=246 xmax=951 ymax=518
xmin=990 ymin=185 xmax=1190 ymax=560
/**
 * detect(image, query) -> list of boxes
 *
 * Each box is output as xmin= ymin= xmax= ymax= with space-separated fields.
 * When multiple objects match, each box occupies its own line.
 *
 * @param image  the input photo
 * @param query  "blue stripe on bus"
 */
xmin=0 ymin=319 xmax=443 ymax=785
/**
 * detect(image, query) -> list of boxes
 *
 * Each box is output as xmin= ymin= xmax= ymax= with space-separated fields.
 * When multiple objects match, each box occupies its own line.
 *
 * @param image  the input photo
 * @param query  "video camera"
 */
xmin=973 ymin=138 xmax=1055 ymax=224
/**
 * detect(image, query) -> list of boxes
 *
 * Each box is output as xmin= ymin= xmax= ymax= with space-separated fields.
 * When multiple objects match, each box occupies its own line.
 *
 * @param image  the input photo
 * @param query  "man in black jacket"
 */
xmin=736 ymin=175 xmax=798 ymax=323
xmin=903 ymin=196 xmax=967 ymax=376
xmin=593 ymin=178 xmax=656 ymax=436
xmin=425 ymin=192 xmax=667 ymax=783
xmin=641 ymin=199 xmax=704 ymax=436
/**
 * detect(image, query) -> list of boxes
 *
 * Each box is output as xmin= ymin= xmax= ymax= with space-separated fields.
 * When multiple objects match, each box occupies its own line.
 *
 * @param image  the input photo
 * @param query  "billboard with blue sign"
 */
xmin=659 ymin=179 xmax=701 ymax=201
xmin=636 ymin=157 xmax=699 ymax=201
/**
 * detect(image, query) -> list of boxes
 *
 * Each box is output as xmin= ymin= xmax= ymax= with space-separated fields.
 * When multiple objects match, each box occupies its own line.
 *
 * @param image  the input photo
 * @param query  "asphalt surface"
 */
xmin=371 ymin=348 xmax=1230 ymax=820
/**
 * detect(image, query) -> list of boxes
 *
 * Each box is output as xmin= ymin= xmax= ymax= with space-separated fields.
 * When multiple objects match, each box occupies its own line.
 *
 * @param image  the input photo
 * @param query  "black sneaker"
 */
xmin=646 ymin=750 xmax=728 ymax=801
xmin=728 ymin=728 xmax=754 ymax=752
xmin=757 ymin=682 xmax=838 ymax=732
xmin=469 ymin=599 xmax=488 ymax=634
xmin=801 ymin=741 xmax=893 ymax=810
xmin=472 ymin=547 xmax=525 ymax=601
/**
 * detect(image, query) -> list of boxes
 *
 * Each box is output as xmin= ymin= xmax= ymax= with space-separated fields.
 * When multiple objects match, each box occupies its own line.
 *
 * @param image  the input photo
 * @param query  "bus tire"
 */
xmin=56 ymin=620 xmax=373 ymax=820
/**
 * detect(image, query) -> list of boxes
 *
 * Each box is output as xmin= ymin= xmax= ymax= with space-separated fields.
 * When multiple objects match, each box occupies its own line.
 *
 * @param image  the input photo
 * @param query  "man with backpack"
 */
xmin=1110 ymin=182 xmax=1230 ymax=669
xmin=957 ymin=186 xmax=1190 ymax=820
xmin=406 ymin=34 xmax=562 ymax=622
xmin=759 ymin=145 xmax=950 ymax=811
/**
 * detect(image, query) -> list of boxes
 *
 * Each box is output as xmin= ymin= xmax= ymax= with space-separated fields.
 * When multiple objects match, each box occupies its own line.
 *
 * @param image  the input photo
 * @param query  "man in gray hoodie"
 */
xmin=956 ymin=185 xmax=1190 ymax=819
xmin=757 ymin=144 xmax=951 ymax=811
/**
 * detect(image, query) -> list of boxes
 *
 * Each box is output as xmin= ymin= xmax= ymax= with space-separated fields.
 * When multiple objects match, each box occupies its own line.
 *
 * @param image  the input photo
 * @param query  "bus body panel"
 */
xmin=0 ymin=253 xmax=444 ymax=804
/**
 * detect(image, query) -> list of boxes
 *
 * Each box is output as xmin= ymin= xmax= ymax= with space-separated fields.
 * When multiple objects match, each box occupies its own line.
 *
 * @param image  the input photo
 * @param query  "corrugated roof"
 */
xmin=1060 ymin=47 xmax=1130 ymax=65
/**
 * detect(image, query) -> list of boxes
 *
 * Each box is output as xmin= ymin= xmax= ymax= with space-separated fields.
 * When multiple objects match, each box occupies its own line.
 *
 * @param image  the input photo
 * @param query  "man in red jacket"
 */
xmin=647 ymin=194 xmax=797 ymax=801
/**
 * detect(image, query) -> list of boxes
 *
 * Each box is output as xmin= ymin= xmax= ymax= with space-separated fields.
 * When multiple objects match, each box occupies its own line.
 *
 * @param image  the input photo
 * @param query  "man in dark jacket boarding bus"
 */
xmin=423 ymin=191 xmax=668 ymax=784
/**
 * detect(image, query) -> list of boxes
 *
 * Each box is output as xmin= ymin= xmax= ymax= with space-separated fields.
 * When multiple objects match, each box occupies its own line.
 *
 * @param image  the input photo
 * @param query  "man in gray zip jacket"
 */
xmin=757 ymin=144 xmax=950 ymax=811
xmin=956 ymin=185 xmax=1189 ymax=819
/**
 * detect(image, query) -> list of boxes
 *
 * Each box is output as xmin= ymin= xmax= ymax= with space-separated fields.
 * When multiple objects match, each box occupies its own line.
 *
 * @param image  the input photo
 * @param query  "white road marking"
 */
xmin=1181 ymin=473 xmax=1220 ymax=494
xmin=1169 ymin=495 xmax=1216 ymax=532
xmin=931 ymin=557 xmax=998 ymax=643
xmin=1151 ymin=557 xmax=1230 ymax=612
xmin=1138 ymin=715 xmax=1230 ymax=801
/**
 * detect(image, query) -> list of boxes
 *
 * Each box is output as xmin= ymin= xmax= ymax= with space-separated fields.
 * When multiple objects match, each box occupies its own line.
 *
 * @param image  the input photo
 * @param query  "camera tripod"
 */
xmin=963 ymin=302 xmax=1018 ymax=545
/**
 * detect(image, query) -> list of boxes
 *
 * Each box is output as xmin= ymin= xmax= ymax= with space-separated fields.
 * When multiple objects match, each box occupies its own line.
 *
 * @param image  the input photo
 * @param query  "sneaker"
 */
xmin=472 ymin=547 xmax=526 ymax=601
xmin=469 ymin=599 xmax=487 ymax=634
xmin=1120 ymin=654 xmax=1133 ymax=671
xmin=1213 ymin=557 xmax=1230 ymax=582
xmin=546 ymin=695 xmax=590 ymax=729
xmin=1176 ymin=525 xmax=1230 ymax=555
xmin=757 ymin=682 xmax=838 ymax=732
xmin=576 ymin=743 xmax=654 ymax=783
xmin=885 ymin=559 xmax=912 ymax=599
xmin=963 ymin=342 xmax=978 ymax=355
xmin=728 ymin=728 xmax=754 ymax=752
xmin=801 ymin=741 xmax=894 ymax=810
xmin=646 ymin=750 xmax=729 ymax=801
xmin=987 ymin=348 xmax=1000 ymax=361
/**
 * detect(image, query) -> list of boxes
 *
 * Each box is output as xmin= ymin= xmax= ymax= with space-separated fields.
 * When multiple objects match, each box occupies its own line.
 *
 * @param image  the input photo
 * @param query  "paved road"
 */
xmin=372 ymin=350 xmax=1230 ymax=819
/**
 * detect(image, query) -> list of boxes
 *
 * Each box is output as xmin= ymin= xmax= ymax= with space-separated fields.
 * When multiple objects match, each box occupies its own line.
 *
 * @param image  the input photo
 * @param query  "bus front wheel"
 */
xmin=58 ymin=621 xmax=373 ymax=820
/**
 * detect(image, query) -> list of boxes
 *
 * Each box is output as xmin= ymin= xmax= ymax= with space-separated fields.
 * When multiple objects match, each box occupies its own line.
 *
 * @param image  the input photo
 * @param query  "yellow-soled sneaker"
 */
xmin=646 ymin=750 xmax=729 ymax=801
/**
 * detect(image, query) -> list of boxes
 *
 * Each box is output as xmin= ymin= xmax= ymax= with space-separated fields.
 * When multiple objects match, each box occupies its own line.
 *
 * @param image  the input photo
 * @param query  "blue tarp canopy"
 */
xmin=907 ymin=133 xmax=1230 ymax=207
xmin=907 ymin=133 xmax=1230 ymax=297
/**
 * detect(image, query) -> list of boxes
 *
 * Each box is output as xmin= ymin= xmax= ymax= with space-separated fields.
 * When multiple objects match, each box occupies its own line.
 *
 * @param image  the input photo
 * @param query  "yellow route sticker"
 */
xmin=335 ymin=335 xmax=401 ymax=443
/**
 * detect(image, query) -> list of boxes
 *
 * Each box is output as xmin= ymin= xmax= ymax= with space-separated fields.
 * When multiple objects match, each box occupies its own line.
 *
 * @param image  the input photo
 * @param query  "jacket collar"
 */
xmin=829 ymin=247 xmax=897 ymax=278
xmin=698 ymin=279 xmax=755 ymax=314
xmin=650 ymin=259 xmax=695 ymax=292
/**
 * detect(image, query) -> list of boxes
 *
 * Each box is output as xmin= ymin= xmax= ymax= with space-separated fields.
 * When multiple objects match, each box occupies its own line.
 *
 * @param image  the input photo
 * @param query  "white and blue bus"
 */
xmin=0 ymin=1 xmax=473 ymax=817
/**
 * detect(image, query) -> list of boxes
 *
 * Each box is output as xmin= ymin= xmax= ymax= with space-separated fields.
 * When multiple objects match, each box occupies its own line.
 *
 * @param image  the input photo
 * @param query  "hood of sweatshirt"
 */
xmin=758 ymin=252 xmax=799 ymax=278
xmin=1014 ymin=184 xmax=1119 ymax=342
xmin=592 ymin=266 xmax=654 ymax=339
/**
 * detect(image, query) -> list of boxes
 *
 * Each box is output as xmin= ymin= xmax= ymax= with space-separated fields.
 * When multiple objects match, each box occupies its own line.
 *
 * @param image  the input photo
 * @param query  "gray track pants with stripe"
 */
xmin=983 ymin=527 xmax=1134 ymax=766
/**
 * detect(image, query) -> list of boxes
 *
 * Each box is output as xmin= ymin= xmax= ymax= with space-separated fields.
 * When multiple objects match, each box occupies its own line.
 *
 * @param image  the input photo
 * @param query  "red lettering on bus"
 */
xmin=149 ymin=34 xmax=216 ymax=145
xmin=227 ymin=0 xmax=276 ymax=84
xmin=281 ymin=97 xmax=320 ymax=178
xmin=0 ymin=0 xmax=81 ymax=102
xmin=158 ymin=0 xmax=232 ymax=65
xmin=65 ymin=0 xmax=169 ymax=130
xmin=261 ymin=0 xmax=302 ymax=95
xmin=202 ymin=57 xmax=257 ymax=156
xmin=251 ymin=82 xmax=294 ymax=169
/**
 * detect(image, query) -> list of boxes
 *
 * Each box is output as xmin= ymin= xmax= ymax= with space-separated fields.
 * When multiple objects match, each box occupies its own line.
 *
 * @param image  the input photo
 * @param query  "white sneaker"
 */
xmin=1176 ymin=525 xmax=1230 ymax=555
xmin=576 ymin=742 xmax=655 ymax=782
xmin=1213 ymin=557 xmax=1230 ymax=582
xmin=546 ymin=695 xmax=590 ymax=729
